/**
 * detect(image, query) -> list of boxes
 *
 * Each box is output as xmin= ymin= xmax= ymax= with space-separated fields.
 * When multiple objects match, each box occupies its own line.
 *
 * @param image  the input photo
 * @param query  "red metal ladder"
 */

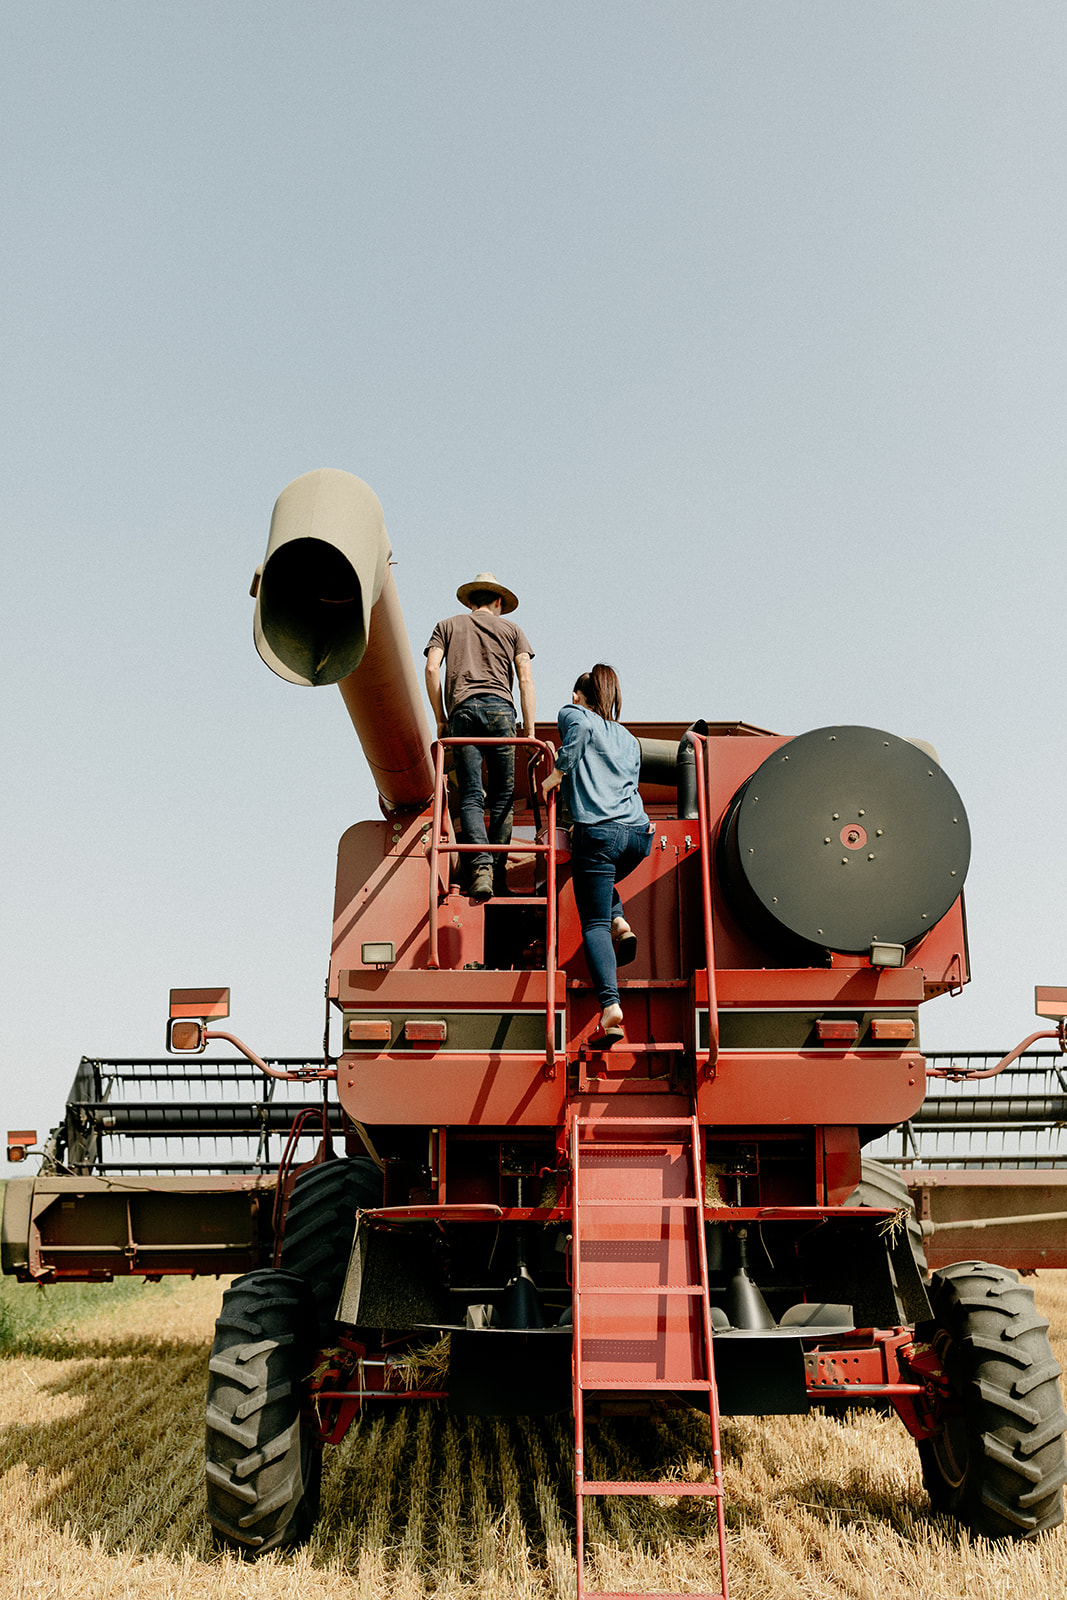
xmin=570 ymin=1112 xmax=729 ymax=1600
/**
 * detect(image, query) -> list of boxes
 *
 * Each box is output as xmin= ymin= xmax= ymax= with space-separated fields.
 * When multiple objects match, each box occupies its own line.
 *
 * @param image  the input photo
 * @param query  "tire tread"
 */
xmin=278 ymin=1156 xmax=383 ymax=1333
xmin=205 ymin=1268 xmax=321 ymax=1554
xmin=918 ymin=1259 xmax=1067 ymax=1539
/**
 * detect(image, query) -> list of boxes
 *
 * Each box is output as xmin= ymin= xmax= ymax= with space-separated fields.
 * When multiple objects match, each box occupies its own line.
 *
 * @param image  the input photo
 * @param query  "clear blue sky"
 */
xmin=4 ymin=4 xmax=1066 ymax=1153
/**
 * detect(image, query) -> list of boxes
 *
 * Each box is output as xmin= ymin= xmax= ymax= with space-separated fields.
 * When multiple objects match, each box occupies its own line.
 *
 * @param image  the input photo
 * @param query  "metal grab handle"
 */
xmin=685 ymin=731 xmax=719 ymax=1074
xmin=527 ymin=744 xmax=551 ymax=834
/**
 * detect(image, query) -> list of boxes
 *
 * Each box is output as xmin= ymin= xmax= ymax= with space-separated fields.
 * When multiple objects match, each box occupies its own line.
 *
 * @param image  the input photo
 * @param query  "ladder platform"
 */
xmin=581 ymin=1480 xmax=722 ymax=1497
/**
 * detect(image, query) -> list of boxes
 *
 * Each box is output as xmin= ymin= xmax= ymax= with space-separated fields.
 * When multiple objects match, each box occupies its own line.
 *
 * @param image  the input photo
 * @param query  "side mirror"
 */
xmin=6 ymin=1130 xmax=36 ymax=1163
xmin=1035 ymin=986 xmax=1067 ymax=1021
xmin=167 ymin=1018 xmax=206 ymax=1053
xmin=167 ymin=987 xmax=230 ymax=1053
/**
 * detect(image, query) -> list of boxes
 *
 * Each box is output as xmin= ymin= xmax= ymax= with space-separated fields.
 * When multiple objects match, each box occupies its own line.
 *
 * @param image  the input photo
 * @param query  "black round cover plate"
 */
xmin=729 ymin=725 xmax=970 ymax=953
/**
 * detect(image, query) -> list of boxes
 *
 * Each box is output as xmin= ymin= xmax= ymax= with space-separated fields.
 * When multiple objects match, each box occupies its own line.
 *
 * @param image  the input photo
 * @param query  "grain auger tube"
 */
xmin=251 ymin=467 xmax=435 ymax=812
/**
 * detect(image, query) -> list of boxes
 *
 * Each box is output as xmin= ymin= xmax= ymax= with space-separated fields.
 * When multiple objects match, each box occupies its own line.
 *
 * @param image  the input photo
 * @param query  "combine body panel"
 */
xmin=6 ymin=468 xmax=1066 ymax=1595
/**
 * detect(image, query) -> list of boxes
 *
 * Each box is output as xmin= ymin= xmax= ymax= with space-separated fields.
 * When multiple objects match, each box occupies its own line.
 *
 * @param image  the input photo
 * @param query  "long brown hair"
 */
xmin=573 ymin=663 xmax=622 ymax=721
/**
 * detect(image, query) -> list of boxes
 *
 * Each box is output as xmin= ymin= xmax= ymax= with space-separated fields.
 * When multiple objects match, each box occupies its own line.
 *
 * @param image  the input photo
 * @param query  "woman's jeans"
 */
xmin=569 ymin=821 xmax=653 ymax=1008
xmin=449 ymin=695 xmax=517 ymax=874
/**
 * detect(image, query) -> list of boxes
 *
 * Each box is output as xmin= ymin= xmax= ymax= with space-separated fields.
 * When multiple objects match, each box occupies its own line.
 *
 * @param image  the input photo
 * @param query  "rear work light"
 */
xmin=361 ymin=942 xmax=396 ymax=967
xmin=869 ymin=942 xmax=906 ymax=968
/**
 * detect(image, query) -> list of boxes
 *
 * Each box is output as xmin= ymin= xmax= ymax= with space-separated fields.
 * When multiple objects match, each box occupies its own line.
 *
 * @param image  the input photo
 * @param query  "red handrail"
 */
xmin=686 ymin=731 xmax=719 ymax=1075
xmin=426 ymin=735 xmax=559 ymax=1074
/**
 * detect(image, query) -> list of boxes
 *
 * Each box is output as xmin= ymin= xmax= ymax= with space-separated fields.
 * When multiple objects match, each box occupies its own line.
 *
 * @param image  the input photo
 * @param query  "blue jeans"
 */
xmin=569 ymin=821 xmax=653 ymax=1008
xmin=449 ymin=696 xmax=517 ymax=874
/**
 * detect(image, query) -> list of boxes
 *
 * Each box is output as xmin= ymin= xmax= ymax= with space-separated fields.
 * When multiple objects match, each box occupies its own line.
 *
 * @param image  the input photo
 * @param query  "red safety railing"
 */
xmin=426 ymin=735 xmax=560 ymax=1074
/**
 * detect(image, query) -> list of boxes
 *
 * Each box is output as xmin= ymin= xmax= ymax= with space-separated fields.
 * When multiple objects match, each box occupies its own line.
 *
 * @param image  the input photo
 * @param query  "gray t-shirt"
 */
xmin=425 ymin=612 xmax=534 ymax=712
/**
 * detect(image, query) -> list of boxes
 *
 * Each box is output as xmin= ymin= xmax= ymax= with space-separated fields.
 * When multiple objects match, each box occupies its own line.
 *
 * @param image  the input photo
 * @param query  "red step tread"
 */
xmin=580 ymin=1480 xmax=722 ymax=1497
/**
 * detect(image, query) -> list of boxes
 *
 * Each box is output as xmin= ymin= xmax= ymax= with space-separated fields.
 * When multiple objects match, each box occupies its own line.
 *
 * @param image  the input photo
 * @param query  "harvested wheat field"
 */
xmin=1 ymin=1271 xmax=1066 ymax=1600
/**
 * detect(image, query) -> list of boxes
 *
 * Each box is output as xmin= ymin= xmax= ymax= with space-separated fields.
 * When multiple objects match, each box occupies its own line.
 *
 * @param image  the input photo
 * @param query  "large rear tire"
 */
xmin=918 ymin=1260 xmax=1067 ymax=1539
xmin=205 ymin=1268 xmax=322 ymax=1555
xmin=278 ymin=1155 xmax=383 ymax=1334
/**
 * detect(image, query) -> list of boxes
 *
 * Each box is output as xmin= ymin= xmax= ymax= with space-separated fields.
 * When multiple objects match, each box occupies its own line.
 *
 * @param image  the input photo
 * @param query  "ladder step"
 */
xmin=580 ymin=1378 xmax=713 ymax=1391
xmin=580 ymin=1480 xmax=723 ymax=1498
xmin=575 ymin=1145 xmax=694 ymax=1155
xmin=578 ymin=1284 xmax=704 ymax=1295
xmin=574 ymin=1115 xmax=694 ymax=1126
xmin=575 ymin=1145 xmax=692 ymax=1155
xmin=584 ymin=1042 xmax=685 ymax=1054
xmin=575 ymin=1197 xmax=701 ymax=1207
xmin=581 ymin=1592 xmax=725 ymax=1600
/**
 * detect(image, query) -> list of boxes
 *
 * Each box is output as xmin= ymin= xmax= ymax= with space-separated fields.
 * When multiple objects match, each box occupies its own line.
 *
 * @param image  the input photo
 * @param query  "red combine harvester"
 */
xmin=5 ymin=468 xmax=1067 ymax=1600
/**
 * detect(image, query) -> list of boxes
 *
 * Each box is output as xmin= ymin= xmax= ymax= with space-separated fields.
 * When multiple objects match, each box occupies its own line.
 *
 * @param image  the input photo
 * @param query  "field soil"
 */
xmin=1 ymin=1271 xmax=1066 ymax=1599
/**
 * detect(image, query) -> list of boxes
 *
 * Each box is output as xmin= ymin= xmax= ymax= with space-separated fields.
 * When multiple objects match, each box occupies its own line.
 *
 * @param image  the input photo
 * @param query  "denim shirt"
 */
xmin=553 ymin=704 xmax=649 ymax=827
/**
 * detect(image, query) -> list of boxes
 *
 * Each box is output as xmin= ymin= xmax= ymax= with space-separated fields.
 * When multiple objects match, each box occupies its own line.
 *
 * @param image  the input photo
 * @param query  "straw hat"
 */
xmin=455 ymin=571 xmax=519 ymax=613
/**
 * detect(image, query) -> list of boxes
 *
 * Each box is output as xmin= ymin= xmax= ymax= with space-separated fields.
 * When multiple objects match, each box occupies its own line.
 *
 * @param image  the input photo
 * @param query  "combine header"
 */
xmin=5 ymin=468 xmax=1066 ymax=1599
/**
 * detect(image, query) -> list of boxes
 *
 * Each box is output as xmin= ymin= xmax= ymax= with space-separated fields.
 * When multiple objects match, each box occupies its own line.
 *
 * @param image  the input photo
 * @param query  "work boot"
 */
xmin=470 ymin=866 xmax=494 ymax=901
